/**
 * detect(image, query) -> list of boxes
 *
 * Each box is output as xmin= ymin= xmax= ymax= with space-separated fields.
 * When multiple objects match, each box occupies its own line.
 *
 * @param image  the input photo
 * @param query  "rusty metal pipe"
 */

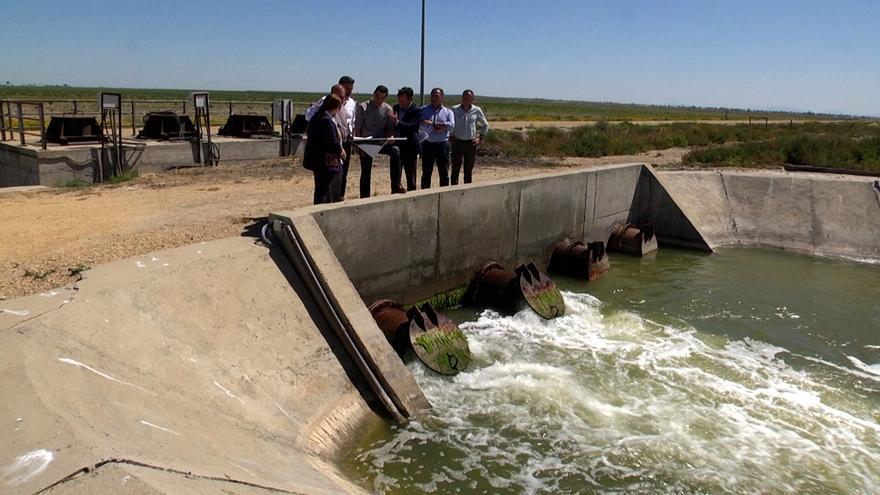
xmin=462 ymin=262 xmax=521 ymax=313
xmin=368 ymin=299 xmax=411 ymax=351
xmin=548 ymin=239 xmax=609 ymax=280
xmin=608 ymin=223 xmax=658 ymax=256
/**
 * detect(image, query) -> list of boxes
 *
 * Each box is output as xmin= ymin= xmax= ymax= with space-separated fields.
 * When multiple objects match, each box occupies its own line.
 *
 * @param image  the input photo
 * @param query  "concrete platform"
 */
xmin=0 ymin=136 xmax=303 ymax=187
xmin=0 ymin=237 xmax=371 ymax=494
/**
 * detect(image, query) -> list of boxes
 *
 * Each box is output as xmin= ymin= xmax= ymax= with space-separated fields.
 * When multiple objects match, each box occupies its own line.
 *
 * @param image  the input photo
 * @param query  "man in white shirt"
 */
xmin=306 ymin=76 xmax=357 ymax=198
xmin=451 ymin=89 xmax=490 ymax=185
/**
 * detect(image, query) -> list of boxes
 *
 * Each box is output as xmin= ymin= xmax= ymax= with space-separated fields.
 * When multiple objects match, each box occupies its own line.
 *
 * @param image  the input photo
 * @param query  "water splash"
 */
xmin=350 ymin=292 xmax=880 ymax=494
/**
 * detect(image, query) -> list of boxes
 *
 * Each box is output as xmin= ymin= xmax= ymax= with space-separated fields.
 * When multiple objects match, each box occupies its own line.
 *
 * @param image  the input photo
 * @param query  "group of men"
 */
xmin=304 ymin=76 xmax=490 ymax=199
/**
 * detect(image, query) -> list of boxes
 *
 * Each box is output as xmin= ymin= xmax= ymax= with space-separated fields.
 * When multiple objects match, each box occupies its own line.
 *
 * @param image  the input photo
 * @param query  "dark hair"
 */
xmin=321 ymin=94 xmax=342 ymax=112
xmin=463 ymin=89 xmax=474 ymax=96
xmin=330 ymin=84 xmax=344 ymax=95
xmin=374 ymin=85 xmax=389 ymax=96
xmin=397 ymin=87 xmax=414 ymax=98
xmin=431 ymin=87 xmax=444 ymax=96
xmin=338 ymin=75 xmax=355 ymax=85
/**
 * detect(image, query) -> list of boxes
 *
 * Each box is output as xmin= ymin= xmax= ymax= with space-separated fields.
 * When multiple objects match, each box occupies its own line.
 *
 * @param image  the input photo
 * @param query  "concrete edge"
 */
xmin=268 ymin=210 xmax=430 ymax=420
xmin=638 ymin=165 xmax=715 ymax=252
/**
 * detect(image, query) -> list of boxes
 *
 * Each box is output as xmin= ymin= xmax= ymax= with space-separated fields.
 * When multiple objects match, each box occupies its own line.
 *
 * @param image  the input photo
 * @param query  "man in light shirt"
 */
xmin=451 ymin=89 xmax=490 ymax=185
xmin=354 ymin=85 xmax=399 ymax=198
xmin=419 ymin=87 xmax=455 ymax=189
xmin=306 ymin=76 xmax=357 ymax=198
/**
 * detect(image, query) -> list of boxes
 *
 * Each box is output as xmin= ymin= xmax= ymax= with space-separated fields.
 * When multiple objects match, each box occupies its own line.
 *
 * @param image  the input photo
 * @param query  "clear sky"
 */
xmin=2 ymin=0 xmax=878 ymax=115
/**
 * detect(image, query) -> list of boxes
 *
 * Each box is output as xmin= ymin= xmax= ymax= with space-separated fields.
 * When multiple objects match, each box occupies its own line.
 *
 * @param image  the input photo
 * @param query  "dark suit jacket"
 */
xmin=303 ymin=111 xmax=342 ymax=172
xmin=393 ymin=102 xmax=422 ymax=156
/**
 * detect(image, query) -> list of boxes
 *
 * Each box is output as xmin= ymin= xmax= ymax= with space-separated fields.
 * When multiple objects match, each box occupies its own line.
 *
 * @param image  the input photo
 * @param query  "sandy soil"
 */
xmin=0 ymin=149 xmax=686 ymax=300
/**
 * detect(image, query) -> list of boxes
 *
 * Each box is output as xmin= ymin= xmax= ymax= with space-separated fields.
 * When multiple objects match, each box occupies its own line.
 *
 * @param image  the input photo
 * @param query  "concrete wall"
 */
xmin=661 ymin=170 xmax=880 ymax=261
xmin=272 ymin=163 xmax=711 ymax=305
xmin=0 ymin=138 xmax=287 ymax=187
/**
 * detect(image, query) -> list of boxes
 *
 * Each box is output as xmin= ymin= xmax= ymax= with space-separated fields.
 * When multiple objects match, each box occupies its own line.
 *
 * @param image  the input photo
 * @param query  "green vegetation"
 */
xmin=58 ymin=178 xmax=92 ymax=188
xmin=107 ymin=169 xmax=139 ymax=184
xmin=0 ymin=85 xmax=857 ymax=122
xmin=406 ymin=288 xmax=467 ymax=311
xmin=683 ymin=135 xmax=880 ymax=171
xmin=485 ymin=121 xmax=880 ymax=171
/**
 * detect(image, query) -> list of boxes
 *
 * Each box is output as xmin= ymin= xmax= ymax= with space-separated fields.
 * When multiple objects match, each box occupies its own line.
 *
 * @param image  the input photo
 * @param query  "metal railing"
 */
xmin=1 ymin=98 xmax=314 ymax=145
xmin=0 ymin=100 xmax=47 ymax=149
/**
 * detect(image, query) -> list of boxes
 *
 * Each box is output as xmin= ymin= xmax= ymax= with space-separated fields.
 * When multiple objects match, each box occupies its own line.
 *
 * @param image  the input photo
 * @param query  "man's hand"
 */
xmin=475 ymin=135 xmax=483 ymax=145
xmin=340 ymin=148 xmax=347 ymax=160
xmin=390 ymin=112 xmax=398 ymax=125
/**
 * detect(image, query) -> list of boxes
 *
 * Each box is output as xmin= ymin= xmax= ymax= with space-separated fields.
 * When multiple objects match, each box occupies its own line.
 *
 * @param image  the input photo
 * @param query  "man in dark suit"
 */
xmin=391 ymin=87 xmax=422 ymax=192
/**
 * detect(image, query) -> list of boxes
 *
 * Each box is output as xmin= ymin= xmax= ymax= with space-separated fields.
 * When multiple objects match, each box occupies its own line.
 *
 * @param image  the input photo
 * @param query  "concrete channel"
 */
xmin=2 ymin=163 xmax=877 ymax=493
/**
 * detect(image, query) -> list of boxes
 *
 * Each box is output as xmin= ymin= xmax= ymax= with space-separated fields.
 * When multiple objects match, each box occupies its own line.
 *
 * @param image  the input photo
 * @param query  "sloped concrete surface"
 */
xmin=660 ymin=170 xmax=880 ymax=261
xmin=0 ymin=237 xmax=370 ymax=494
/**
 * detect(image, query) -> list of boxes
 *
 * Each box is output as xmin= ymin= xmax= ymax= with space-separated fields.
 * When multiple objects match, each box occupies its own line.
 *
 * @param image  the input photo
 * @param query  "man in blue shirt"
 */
xmin=419 ymin=88 xmax=455 ymax=189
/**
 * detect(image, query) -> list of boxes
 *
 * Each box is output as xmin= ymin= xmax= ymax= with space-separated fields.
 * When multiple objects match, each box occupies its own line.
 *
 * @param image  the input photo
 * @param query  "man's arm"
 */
xmin=476 ymin=107 xmax=490 ymax=140
xmin=353 ymin=103 xmax=365 ymax=138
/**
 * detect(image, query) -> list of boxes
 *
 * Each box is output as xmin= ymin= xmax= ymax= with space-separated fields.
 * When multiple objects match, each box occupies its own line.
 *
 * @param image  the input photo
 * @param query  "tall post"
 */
xmin=131 ymin=100 xmax=137 ymax=136
xmin=38 ymin=103 xmax=46 ymax=150
xmin=0 ymin=100 xmax=6 ymax=142
xmin=420 ymin=0 xmax=426 ymax=106
xmin=17 ymin=102 xmax=25 ymax=146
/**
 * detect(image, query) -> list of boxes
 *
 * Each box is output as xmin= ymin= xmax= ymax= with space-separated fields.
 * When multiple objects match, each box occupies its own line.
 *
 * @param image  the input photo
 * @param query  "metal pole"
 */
xmin=0 ymin=100 xmax=6 ymax=142
xmin=182 ymin=100 xmax=187 ymax=114
xmin=73 ymin=98 xmax=78 ymax=115
xmin=38 ymin=103 xmax=46 ymax=150
xmin=131 ymin=101 xmax=136 ymax=136
xmin=228 ymin=101 xmax=233 ymax=116
xmin=420 ymin=0 xmax=425 ymax=106
xmin=17 ymin=102 xmax=25 ymax=146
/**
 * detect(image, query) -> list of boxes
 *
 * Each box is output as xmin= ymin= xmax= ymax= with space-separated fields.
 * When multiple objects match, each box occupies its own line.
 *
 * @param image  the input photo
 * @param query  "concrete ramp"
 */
xmin=0 ymin=237 xmax=370 ymax=494
xmin=660 ymin=170 xmax=880 ymax=261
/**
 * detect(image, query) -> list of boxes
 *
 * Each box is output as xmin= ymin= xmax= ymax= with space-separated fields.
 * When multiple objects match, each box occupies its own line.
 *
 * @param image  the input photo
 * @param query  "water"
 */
xmin=343 ymin=248 xmax=880 ymax=494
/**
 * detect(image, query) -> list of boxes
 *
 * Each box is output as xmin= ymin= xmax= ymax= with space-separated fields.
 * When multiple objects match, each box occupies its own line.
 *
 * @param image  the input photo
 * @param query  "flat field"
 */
xmin=0 ymin=85 xmax=855 ymax=122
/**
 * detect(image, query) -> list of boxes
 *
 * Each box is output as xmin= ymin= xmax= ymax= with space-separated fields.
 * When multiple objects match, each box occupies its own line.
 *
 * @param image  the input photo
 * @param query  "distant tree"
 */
xmin=5 ymin=81 xmax=9 ymax=85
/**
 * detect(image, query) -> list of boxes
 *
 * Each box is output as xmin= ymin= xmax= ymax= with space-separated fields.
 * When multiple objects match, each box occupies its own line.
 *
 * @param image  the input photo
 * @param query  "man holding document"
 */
xmin=353 ymin=85 xmax=402 ymax=198
xmin=419 ymin=87 xmax=455 ymax=189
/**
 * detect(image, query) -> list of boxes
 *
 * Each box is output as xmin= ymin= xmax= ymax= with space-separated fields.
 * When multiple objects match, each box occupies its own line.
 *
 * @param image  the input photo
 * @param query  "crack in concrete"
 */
xmin=716 ymin=171 xmax=740 ymax=243
xmin=34 ymin=458 xmax=306 ymax=495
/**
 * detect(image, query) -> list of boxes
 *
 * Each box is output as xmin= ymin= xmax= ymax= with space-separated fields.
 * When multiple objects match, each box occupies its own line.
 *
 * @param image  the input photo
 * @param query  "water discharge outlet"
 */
xmin=548 ymin=239 xmax=610 ymax=280
xmin=608 ymin=223 xmax=658 ymax=256
xmin=369 ymin=300 xmax=472 ymax=375
xmin=463 ymin=261 xmax=565 ymax=319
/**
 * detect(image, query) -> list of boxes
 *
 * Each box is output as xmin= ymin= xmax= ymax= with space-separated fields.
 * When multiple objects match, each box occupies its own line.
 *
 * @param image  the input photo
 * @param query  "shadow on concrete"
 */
xmin=241 ymin=218 xmax=387 ymax=419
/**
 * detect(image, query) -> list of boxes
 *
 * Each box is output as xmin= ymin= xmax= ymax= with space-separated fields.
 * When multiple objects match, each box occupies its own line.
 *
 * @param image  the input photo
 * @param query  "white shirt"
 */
xmin=305 ymin=96 xmax=356 ymax=140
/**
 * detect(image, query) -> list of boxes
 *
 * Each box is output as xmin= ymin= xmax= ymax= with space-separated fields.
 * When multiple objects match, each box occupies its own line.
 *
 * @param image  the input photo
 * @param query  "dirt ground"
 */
xmin=0 ymin=150 xmax=683 ymax=300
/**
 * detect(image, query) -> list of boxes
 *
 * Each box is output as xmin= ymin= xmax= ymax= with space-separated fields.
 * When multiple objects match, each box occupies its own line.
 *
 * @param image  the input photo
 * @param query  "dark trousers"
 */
xmin=359 ymin=144 xmax=401 ymax=198
xmin=340 ymin=140 xmax=352 ymax=199
xmin=401 ymin=148 xmax=418 ymax=191
xmin=451 ymin=139 xmax=477 ymax=185
xmin=313 ymin=168 xmax=342 ymax=204
xmin=421 ymin=141 xmax=450 ymax=189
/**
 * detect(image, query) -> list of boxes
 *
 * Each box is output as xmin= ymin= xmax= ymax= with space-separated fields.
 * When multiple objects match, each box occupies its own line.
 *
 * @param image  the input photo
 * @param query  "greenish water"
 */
xmin=344 ymin=248 xmax=880 ymax=494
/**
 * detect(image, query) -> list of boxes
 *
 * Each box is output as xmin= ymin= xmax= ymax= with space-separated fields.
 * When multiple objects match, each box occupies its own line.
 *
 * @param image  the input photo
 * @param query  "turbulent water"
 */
xmin=344 ymin=248 xmax=880 ymax=494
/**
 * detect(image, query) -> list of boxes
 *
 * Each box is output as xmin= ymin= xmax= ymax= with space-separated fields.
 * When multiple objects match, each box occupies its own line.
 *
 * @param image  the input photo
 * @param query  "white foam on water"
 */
xmin=352 ymin=292 xmax=880 ymax=494
xmin=847 ymin=356 xmax=880 ymax=377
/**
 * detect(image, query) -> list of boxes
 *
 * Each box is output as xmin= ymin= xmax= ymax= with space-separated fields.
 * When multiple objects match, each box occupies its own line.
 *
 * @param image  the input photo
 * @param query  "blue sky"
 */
xmin=2 ymin=0 xmax=878 ymax=115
